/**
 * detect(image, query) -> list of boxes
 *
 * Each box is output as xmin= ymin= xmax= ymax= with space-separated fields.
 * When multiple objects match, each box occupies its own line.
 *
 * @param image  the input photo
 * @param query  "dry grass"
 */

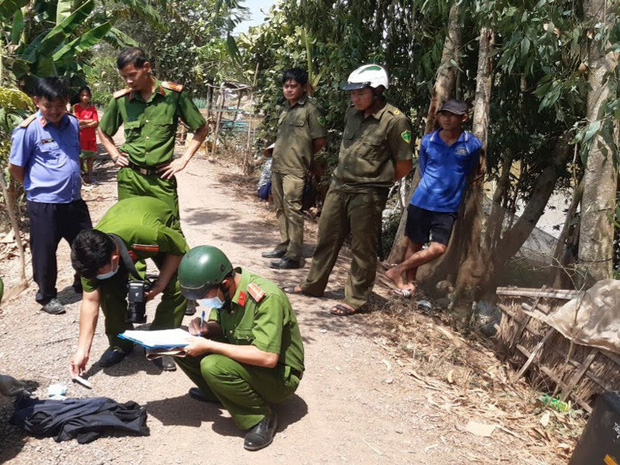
xmin=359 ymin=295 xmax=586 ymax=462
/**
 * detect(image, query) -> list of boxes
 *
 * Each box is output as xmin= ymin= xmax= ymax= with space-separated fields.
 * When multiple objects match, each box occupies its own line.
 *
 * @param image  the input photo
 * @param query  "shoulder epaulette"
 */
xmin=247 ymin=283 xmax=266 ymax=303
xmin=113 ymin=88 xmax=131 ymax=99
xmin=162 ymin=81 xmax=184 ymax=92
xmin=19 ymin=114 xmax=37 ymax=128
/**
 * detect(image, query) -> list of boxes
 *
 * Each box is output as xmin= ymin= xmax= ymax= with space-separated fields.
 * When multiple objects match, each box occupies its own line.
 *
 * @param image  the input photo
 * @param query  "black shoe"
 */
xmin=269 ymin=257 xmax=301 ymax=270
xmin=153 ymin=355 xmax=176 ymax=371
xmin=42 ymin=298 xmax=66 ymax=315
xmin=261 ymin=250 xmax=285 ymax=259
xmin=188 ymin=387 xmax=207 ymax=402
xmin=244 ymin=414 xmax=278 ymax=451
xmin=99 ymin=347 xmax=131 ymax=367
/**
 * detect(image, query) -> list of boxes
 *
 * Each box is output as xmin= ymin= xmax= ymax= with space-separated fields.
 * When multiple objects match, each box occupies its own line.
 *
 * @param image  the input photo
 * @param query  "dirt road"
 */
xmin=0 ymin=153 xmax=554 ymax=464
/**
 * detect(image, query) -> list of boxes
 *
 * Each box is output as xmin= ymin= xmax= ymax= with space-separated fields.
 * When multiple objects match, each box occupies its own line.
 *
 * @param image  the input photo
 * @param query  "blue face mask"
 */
xmin=199 ymin=296 xmax=225 ymax=309
xmin=96 ymin=258 xmax=119 ymax=280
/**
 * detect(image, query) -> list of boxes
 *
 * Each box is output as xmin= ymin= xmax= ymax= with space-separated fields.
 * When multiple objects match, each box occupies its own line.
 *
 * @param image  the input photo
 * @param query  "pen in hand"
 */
xmin=200 ymin=310 xmax=205 ymax=336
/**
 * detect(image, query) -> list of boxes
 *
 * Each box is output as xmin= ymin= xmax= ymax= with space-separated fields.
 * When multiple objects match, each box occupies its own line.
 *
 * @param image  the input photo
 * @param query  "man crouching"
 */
xmin=177 ymin=245 xmax=305 ymax=450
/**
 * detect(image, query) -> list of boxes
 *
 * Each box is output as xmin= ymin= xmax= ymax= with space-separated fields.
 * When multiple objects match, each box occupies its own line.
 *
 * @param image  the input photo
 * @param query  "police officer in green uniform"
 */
xmin=285 ymin=64 xmax=413 ymax=316
xmin=176 ymin=245 xmax=304 ymax=451
xmin=261 ymin=68 xmax=328 ymax=269
xmin=69 ymin=197 xmax=189 ymax=374
xmin=97 ymin=47 xmax=208 ymax=218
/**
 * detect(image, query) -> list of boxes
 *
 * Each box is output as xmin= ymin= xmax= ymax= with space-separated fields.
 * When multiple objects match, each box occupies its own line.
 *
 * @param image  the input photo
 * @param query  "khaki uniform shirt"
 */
xmin=333 ymin=102 xmax=413 ymax=193
xmin=99 ymin=79 xmax=206 ymax=167
xmin=208 ymin=268 xmax=305 ymax=373
xmin=82 ymin=197 xmax=188 ymax=293
xmin=272 ymin=95 xmax=327 ymax=176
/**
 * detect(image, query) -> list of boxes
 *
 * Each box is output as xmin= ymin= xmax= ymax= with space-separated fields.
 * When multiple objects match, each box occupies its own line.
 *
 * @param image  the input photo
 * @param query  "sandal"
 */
xmin=392 ymin=288 xmax=414 ymax=299
xmin=283 ymin=285 xmax=304 ymax=295
xmin=329 ymin=303 xmax=358 ymax=317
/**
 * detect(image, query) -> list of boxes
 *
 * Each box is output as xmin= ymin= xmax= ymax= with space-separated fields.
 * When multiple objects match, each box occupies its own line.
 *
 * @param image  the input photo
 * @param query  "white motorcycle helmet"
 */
xmin=341 ymin=64 xmax=389 ymax=91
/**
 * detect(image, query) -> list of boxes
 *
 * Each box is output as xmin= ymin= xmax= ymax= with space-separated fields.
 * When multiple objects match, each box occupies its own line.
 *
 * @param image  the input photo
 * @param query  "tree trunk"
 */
xmin=484 ymin=152 xmax=513 ymax=252
xmin=491 ymin=133 xmax=573 ymax=268
xmin=451 ymin=26 xmax=494 ymax=307
xmin=424 ymin=2 xmax=463 ymax=134
xmin=386 ymin=2 xmax=462 ymax=265
xmin=577 ymin=0 xmax=619 ymax=283
xmin=0 ymin=173 xmax=28 ymax=293
xmin=548 ymin=176 xmax=584 ymax=288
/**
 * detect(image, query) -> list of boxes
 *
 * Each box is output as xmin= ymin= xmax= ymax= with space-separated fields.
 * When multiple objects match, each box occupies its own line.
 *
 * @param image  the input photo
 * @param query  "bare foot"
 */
xmin=385 ymin=266 xmax=407 ymax=288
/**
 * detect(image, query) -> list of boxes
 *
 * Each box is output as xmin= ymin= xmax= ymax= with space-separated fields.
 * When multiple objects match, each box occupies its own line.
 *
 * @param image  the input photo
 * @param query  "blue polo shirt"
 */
xmin=9 ymin=111 xmax=82 ymax=203
xmin=410 ymin=129 xmax=482 ymax=213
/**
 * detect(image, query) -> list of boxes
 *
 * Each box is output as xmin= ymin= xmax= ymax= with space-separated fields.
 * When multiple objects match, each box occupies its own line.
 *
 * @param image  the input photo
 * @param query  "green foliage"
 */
xmin=0 ymin=86 xmax=34 ymax=164
xmin=0 ymin=0 xmax=141 ymax=91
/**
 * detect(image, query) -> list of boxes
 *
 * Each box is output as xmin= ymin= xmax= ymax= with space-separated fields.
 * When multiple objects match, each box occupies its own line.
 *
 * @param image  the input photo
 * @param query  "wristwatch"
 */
xmin=112 ymin=155 xmax=119 ymax=164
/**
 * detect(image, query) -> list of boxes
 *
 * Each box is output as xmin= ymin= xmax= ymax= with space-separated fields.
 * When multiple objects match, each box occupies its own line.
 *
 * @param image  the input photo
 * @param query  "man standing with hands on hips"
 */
xmin=97 ymin=47 xmax=208 ymax=219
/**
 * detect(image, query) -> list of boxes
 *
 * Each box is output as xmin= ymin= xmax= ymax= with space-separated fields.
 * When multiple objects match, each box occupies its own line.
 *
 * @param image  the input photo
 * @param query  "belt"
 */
xmin=128 ymin=162 xmax=161 ymax=176
xmin=290 ymin=367 xmax=303 ymax=380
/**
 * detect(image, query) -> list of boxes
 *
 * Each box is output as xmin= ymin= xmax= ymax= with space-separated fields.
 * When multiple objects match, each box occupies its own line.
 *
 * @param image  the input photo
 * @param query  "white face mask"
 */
xmin=96 ymin=257 xmax=119 ymax=280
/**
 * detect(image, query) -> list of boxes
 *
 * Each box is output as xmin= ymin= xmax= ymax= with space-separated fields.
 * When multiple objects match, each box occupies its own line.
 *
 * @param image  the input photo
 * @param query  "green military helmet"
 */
xmin=178 ymin=245 xmax=233 ymax=300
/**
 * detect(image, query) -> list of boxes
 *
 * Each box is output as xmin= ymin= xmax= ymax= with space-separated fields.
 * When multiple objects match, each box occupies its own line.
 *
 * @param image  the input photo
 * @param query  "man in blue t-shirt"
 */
xmin=386 ymin=99 xmax=482 ymax=296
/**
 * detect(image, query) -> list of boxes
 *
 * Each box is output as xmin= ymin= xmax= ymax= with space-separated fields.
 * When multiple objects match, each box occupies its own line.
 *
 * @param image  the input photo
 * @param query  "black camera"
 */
xmin=126 ymin=276 xmax=157 ymax=323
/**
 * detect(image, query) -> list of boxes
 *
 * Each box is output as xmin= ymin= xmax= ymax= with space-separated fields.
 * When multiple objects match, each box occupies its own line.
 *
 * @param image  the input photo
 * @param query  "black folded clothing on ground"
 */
xmin=10 ymin=396 xmax=149 ymax=444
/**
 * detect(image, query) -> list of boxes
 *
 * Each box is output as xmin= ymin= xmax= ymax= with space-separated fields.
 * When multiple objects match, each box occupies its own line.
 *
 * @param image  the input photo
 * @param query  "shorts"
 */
xmin=405 ymin=204 xmax=457 ymax=246
xmin=80 ymin=150 xmax=95 ymax=159
xmin=257 ymin=180 xmax=271 ymax=200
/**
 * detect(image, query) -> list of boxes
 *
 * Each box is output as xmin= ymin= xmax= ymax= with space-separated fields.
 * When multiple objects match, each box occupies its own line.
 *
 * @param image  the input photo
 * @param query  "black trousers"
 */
xmin=27 ymin=199 xmax=92 ymax=304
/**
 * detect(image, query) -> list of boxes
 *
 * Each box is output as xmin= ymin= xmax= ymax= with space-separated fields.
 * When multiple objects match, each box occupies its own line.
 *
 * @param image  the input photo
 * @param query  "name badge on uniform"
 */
xmin=40 ymin=138 xmax=55 ymax=144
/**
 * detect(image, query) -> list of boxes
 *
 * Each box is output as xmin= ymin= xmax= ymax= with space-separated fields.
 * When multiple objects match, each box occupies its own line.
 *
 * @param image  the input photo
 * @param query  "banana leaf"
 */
xmin=10 ymin=7 xmax=23 ymax=45
xmin=105 ymin=26 xmax=139 ymax=48
xmin=53 ymin=22 xmax=112 ymax=64
xmin=22 ymin=0 xmax=95 ymax=62
xmin=0 ymin=0 xmax=28 ymax=23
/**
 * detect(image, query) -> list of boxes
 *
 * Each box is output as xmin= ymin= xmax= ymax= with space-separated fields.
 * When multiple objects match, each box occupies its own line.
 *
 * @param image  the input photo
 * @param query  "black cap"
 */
xmin=437 ymin=99 xmax=468 ymax=115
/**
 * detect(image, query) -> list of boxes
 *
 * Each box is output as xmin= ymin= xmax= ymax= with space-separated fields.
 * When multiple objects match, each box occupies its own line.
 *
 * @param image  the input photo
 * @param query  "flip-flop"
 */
xmin=329 ymin=303 xmax=358 ymax=316
xmin=282 ymin=285 xmax=304 ymax=295
xmin=392 ymin=288 xmax=414 ymax=298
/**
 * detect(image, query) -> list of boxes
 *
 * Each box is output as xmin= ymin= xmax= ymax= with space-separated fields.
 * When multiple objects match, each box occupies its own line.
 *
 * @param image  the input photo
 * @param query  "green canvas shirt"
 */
xmin=332 ymin=101 xmax=413 ymax=193
xmin=208 ymin=268 xmax=305 ymax=373
xmin=272 ymin=95 xmax=327 ymax=176
xmin=82 ymin=197 xmax=188 ymax=293
xmin=99 ymin=79 xmax=206 ymax=167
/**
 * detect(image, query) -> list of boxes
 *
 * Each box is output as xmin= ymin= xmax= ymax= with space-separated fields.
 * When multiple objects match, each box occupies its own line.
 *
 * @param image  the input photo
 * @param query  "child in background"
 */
xmin=73 ymin=86 xmax=99 ymax=184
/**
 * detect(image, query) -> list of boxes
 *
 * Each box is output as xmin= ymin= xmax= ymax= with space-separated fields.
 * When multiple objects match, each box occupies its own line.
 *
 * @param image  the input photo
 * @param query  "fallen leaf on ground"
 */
xmin=464 ymin=421 xmax=497 ymax=437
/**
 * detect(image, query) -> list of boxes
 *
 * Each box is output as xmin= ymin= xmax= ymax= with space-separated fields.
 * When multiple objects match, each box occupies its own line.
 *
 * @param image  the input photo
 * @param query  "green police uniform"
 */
xmin=81 ymin=197 xmax=189 ymax=351
xmin=176 ymin=268 xmax=304 ymax=430
xmin=99 ymin=80 xmax=206 ymax=217
xmin=271 ymin=95 xmax=327 ymax=261
xmin=301 ymin=101 xmax=413 ymax=309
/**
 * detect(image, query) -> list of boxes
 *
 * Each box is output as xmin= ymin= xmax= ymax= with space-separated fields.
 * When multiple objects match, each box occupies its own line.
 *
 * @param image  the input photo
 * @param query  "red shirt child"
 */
xmin=73 ymin=87 xmax=99 ymax=182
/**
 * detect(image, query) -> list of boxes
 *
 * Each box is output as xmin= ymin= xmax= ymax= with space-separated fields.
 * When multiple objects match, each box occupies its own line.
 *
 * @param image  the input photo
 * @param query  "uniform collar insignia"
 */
xmin=39 ymin=115 xmax=47 ymax=127
xmin=237 ymin=290 xmax=247 ymax=307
